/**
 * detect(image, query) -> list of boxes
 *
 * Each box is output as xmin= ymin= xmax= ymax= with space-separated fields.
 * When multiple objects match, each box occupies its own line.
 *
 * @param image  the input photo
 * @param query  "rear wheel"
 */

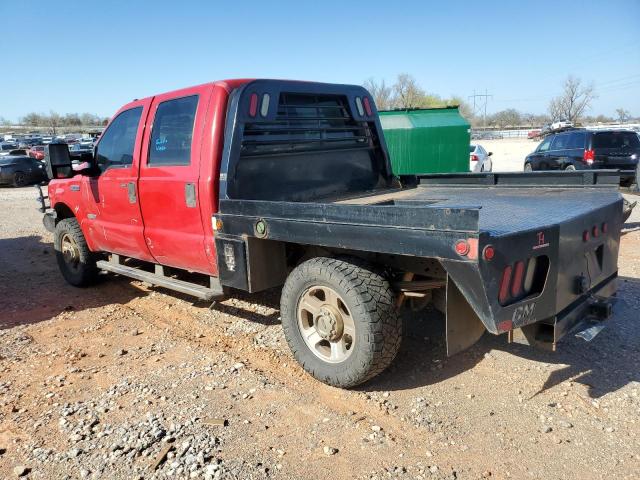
xmin=12 ymin=171 xmax=27 ymax=187
xmin=280 ymin=257 xmax=402 ymax=388
xmin=54 ymin=218 xmax=98 ymax=287
xmin=564 ymin=164 xmax=577 ymax=171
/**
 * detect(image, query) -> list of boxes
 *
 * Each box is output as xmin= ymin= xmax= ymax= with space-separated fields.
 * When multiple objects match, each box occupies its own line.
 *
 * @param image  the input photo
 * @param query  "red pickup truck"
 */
xmin=38 ymin=79 xmax=623 ymax=388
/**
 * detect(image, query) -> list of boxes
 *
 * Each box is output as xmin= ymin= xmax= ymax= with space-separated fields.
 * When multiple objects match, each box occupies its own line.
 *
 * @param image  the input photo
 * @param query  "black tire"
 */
xmin=12 ymin=171 xmax=27 ymax=187
xmin=620 ymin=178 xmax=633 ymax=188
xmin=524 ymin=163 xmax=533 ymax=172
xmin=54 ymin=218 xmax=98 ymax=287
xmin=280 ymin=257 xmax=402 ymax=388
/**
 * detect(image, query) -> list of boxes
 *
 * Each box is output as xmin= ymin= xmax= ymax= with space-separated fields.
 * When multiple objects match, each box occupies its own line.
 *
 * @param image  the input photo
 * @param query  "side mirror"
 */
xmin=488 ymin=152 xmax=493 ymax=156
xmin=44 ymin=143 xmax=73 ymax=180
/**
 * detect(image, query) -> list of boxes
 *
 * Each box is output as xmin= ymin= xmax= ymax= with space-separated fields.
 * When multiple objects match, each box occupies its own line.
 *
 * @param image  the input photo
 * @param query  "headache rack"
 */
xmin=240 ymin=92 xmax=374 ymax=157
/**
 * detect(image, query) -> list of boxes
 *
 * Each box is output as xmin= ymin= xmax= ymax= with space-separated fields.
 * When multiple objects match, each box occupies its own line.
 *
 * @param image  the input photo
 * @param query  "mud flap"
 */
xmin=446 ymin=275 xmax=486 ymax=356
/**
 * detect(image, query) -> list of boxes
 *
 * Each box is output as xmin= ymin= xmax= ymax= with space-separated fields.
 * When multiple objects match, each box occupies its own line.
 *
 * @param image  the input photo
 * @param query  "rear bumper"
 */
xmin=509 ymin=273 xmax=617 ymax=350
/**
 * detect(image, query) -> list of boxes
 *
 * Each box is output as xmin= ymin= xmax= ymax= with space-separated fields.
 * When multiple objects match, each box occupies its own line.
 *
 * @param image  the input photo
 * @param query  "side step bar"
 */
xmin=97 ymin=255 xmax=224 ymax=301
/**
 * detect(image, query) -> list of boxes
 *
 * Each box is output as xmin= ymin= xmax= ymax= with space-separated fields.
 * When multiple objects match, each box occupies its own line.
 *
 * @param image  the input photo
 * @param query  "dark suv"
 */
xmin=524 ymin=129 xmax=639 ymax=186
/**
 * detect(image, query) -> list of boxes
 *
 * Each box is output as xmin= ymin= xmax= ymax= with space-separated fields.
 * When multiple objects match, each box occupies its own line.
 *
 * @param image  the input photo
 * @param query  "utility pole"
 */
xmin=468 ymin=90 xmax=493 ymax=127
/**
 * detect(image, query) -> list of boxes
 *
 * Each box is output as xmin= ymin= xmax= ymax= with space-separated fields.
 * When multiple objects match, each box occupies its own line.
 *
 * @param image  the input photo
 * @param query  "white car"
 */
xmin=469 ymin=144 xmax=492 ymax=172
xmin=551 ymin=120 xmax=573 ymax=130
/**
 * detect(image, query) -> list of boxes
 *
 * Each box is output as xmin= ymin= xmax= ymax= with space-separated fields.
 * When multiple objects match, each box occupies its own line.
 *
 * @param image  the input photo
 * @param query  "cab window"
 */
xmin=148 ymin=95 xmax=199 ymax=167
xmin=550 ymin=134 xmax=570 ymax=150
xmin=95 ymin=107 xmax=142 ymax=172
xmin=537 ymin=136 xmax=553 ymax=152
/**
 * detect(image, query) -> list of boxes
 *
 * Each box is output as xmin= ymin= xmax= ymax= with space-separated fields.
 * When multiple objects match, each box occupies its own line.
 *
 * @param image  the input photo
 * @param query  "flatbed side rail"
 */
xmin=218 ymin=199 xmax=480 ymax=233
xmin=418 ymin=170 xmax=621 ymax=188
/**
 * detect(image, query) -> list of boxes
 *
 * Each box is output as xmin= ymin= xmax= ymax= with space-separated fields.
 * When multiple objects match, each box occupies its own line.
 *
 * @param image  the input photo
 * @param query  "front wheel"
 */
xmin=12 ymin=171 xmax=27 ymax=187
xmin=280 ymin=257 xmax=402 ymax=388
xmin=54 ymin=218 xmax=98 ymax=287
xmin=524 ymin=163 xmax=533 ymax=172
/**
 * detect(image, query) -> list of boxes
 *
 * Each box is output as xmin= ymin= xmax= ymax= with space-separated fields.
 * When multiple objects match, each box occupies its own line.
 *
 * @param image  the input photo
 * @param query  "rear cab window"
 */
xmin=148 ymin=95 xmax=199 ymax=166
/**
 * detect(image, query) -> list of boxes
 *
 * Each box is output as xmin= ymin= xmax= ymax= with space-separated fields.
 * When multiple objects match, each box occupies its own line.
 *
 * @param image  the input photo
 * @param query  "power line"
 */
xmin=468 ymin=90 xmax=493 ymax=126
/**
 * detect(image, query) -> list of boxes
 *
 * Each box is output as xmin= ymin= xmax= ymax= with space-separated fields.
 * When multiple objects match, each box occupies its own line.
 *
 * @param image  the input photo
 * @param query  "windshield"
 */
xmin=593 ymin=132 xmax=640 ymax=149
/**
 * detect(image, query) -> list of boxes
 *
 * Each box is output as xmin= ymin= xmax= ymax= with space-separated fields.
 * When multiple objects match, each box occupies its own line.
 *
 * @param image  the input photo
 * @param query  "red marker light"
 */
xmin=455 ymin=240 xmax=470 ymax=256
xmin=483 ymin=245 xmax=495 ymax=261
xmin=249 ymin=93 xmax=258 ymax=117
xmin=583 ymin=230 xmax=590 ymax=242
xmin=601 ymin=222 xmax=608 ymax=234
xmin=592 ymin=225 xmax=599 ymax=238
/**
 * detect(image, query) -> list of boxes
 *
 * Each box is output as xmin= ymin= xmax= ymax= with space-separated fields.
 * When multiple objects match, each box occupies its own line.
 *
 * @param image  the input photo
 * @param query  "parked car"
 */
xmin=38 ymin=79 xmax=623 ymax=389
xmin=469 ymin=144 xmax=492 ymax=172
xmin=551 ymin=120 xmax=573 ymax=131
xmin=0 ymin=143 xmax=16 ymax=153
xmin=0 ymin=155 xmax=47 ymax=187
xmin=29 ymin=145 xmax=46 ymax=160
xmin=528 ymin=129 xmax=541 ymax=139
xmin=524 ymin=129 xmax=639 ymax=186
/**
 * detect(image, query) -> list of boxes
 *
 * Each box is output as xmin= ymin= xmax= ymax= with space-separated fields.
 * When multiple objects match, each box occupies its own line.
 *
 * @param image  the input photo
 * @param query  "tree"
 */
xmin=615 ymin=108 xmax=630 ymax=123
xmin=363 ymin=78 xmax=393 ymax=110
xmin=47 ymin=111 xmax=62 ymax=134
xmin=547 ymin=75 xmax=596 ymax=123
xmin=21 ymin=112 xmax=43 ymax=127
xmin=489 ymin=109 xmax=522 ymax=128
xmin=391 ymin=73 xmax=426 ymax=109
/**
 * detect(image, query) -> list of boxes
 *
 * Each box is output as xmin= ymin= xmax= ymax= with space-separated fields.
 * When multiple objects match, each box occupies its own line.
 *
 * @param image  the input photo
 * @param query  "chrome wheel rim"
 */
xmin=61 ymin=233 xmax=80 ymax=271
xmin=297 ymin=286 xmax=355 ymax=363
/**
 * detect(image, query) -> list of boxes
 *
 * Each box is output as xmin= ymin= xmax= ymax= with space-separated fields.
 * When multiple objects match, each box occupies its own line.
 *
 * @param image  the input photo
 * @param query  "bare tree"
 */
xmin=548 ymin=75 xmax=596 ymax=123
xmin=22 ymin=112 xmax=43 ymax=127
xmin=391 ymin=73 xmax=426 ymax=109
xmin=363 ymin=78 xmax=393 ymax=110
xmin=615 ymin=108 xmax=630 ymax=123
xmin=47 ymin=111 xmax=62 ymax=134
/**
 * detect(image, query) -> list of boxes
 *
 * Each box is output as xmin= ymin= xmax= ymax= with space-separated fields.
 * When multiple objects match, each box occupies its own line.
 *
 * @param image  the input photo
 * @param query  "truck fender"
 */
xmin=445 ymin=275 xmax=486 ymax=356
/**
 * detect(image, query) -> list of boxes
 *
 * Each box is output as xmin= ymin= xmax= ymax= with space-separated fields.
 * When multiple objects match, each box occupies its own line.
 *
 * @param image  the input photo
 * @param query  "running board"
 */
xmin=97 ymin=256 xmax=224 ymax=301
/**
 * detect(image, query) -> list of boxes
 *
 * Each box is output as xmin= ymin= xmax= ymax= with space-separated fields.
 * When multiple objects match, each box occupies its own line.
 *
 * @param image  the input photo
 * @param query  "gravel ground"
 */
xmin=0 ymin=185 xmax=639 ymax=480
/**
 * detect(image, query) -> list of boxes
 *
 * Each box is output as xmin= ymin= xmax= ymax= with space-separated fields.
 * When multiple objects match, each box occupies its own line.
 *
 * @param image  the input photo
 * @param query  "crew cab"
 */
xmin=38 ymin=79 xmax=623 ymax=388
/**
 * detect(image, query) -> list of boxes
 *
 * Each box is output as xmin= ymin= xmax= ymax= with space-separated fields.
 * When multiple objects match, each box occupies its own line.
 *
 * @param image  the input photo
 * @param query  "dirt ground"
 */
xmin=1 ymin=186 xmax=639 ymax=480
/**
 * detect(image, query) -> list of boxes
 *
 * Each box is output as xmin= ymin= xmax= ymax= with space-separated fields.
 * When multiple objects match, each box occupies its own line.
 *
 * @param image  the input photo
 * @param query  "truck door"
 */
xmin=82 ymin=100 xmax=154 ymax=261
xmin=137 ymin=86 xmax=214 ymax=274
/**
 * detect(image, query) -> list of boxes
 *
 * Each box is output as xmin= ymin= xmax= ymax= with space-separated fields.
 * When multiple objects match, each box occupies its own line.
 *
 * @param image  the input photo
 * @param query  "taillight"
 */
xmin=482 ymin=245 xmax=495 ymax=261
xmin=363 ymin=96 xmax=373 ymax=116
xmin=499 ymin=266 xmax=512 ymax=305
xmin=249 ymin=93 xmax=258 ymax=117
xmin=583 ymin=149 xmax=595 ymax=165
xmin=471 ymin=154 xmax=479 ymax=161
xmin=498 ymin=255 xmax=549 ymax=306
xmin=511 ymin=261 xmax=525 ymax=297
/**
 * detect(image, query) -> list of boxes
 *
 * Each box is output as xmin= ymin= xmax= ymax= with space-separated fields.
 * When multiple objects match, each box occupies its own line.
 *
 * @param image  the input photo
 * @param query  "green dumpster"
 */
xmin=378 ymin=107 xmax=470 ymax=175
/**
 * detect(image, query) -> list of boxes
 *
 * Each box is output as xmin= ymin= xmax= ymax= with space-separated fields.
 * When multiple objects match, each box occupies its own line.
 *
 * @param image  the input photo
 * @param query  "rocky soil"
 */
xmin=1 ymin=186 xmax=639 ymax=480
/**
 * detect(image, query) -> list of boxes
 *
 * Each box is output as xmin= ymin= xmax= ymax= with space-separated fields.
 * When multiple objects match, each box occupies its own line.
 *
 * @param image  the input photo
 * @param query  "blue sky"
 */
xmin=1 ymin=0 xmax=639 ymax=121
